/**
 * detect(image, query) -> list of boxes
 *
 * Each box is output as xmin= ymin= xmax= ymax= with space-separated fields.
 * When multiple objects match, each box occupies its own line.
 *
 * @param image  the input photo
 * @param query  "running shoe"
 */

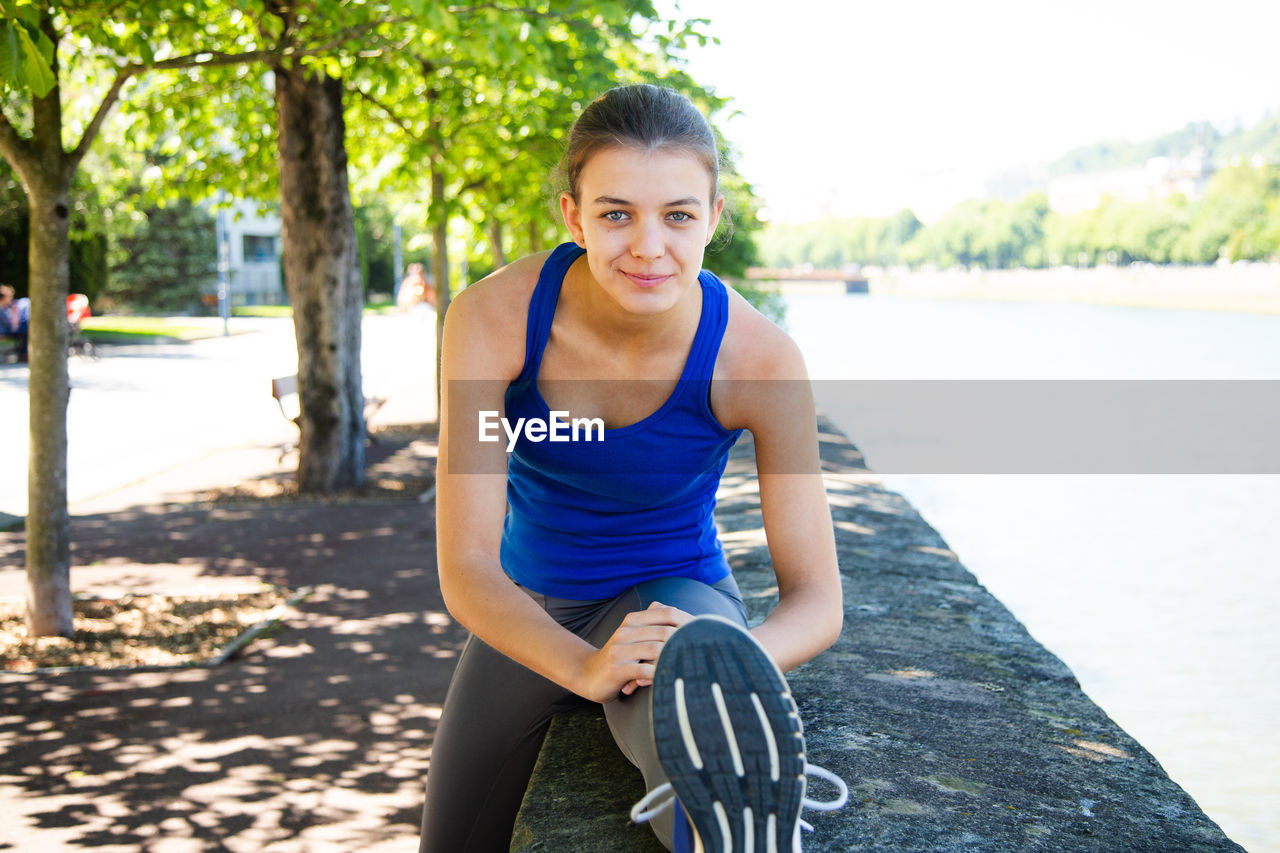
xmin=632 ymin=615 xmax=848 ymax=852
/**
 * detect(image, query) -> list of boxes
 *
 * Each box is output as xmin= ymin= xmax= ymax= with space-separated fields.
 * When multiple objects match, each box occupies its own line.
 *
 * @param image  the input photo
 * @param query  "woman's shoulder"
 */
xmin=444 ymin=250 xmax=552 ymax=378
xmin=454 ymin=250 xmax=551 ymax=314
xmin=717 ymin=285 xmax=808 ymax=382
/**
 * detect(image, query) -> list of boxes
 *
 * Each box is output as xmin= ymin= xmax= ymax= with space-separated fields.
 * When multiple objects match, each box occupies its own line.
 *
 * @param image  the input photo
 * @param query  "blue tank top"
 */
xmin=500 ymin=242 xmax=744 ymax=599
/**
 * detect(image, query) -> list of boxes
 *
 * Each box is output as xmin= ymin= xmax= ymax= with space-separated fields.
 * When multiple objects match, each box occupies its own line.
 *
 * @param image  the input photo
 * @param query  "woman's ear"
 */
xmin=560 ymin=192 xmax=585 ymax=246
xmin=705 ymin=193 xmax=727 ymax=245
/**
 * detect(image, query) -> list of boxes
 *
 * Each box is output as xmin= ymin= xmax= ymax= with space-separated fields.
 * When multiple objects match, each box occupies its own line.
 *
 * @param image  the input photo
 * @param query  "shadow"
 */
xmin=0 ymin=495 xmax=460 ymax=849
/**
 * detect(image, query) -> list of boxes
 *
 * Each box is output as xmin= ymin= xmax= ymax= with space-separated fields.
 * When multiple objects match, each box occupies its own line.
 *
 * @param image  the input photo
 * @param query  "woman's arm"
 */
xmin=436 ymin=266 xmax=685 ymax=703
xmin=715 ymin=305 xmax=843 ymax=671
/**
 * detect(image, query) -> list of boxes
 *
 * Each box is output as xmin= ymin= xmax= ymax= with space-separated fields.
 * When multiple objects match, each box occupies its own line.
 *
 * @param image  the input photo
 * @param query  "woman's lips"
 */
xmin=624 ymin=272 xmax=671 ymax=288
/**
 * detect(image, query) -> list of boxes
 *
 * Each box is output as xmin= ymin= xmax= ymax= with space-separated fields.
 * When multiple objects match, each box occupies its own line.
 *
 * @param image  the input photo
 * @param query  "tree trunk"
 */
xmin=11 ymin=30 xmax=75 ymax=637
xmin=431 ymin=165 xmax=449 ymax=410
xmin=274 ymin=66 xmax=366 ymax=493
xmin=488 ymin=220 xmax=507 ymax=269
xmin=23 ymin=171 xmax=73 ymax=637
xmin=527 ymin=220 xmax=539 ymax=255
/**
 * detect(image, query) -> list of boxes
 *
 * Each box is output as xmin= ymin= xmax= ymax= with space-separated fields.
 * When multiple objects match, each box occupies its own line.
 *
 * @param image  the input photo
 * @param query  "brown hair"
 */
xmin=559 ymin=84 xmax=720 ymax=202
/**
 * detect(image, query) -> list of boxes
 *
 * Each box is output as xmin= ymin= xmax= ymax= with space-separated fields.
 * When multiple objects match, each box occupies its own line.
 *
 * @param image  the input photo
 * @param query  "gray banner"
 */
xmin=445 ymin=379 xmax=1280 ymax=475
xmin=813 ymin=379 xmax=1280 ymax=474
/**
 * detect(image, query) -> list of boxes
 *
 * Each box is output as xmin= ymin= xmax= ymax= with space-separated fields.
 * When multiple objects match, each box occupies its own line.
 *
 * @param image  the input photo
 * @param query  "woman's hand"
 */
xmin=578 ymin=602 xmax=692 ymax=703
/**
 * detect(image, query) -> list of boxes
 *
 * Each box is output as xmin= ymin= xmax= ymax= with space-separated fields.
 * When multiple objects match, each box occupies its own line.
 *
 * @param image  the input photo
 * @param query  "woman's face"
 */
xmin=561 ymin=145 xmax=724 ymax=317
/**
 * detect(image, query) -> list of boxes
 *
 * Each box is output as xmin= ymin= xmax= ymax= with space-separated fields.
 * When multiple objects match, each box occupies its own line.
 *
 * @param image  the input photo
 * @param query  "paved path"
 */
xmin=0 ymin=312 xmax=437 ymax=526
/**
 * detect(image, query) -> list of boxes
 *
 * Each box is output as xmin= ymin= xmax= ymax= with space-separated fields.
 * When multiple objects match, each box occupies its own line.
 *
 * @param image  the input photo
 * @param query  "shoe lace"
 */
xmin=630 ymin=762 xmax=850 ymax=831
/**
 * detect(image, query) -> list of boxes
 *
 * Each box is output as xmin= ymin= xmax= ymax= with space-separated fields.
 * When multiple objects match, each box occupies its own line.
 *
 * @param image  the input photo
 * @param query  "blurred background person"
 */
xmin=397 ymin=262 xmax=436 ymax=313
xmin=0 ymin=285 xmax=30 ymax=363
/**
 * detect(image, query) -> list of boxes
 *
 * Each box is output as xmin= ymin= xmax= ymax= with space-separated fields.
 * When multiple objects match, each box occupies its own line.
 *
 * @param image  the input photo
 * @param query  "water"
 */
xmin=782 ymin=289 xmax=1280 ymax=853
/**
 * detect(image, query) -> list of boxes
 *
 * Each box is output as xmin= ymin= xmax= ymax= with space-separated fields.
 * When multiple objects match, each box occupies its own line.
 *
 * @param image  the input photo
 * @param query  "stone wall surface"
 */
xmin=511 ymin=421 xmax=1245 ymax=852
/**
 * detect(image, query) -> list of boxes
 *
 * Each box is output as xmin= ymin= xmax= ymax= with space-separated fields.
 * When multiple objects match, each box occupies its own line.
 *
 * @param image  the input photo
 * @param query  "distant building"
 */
xmin=218 ymin=200 xmax=285 ymax=306
xmin=1048 ymin=152 xmax=1213 ymax=214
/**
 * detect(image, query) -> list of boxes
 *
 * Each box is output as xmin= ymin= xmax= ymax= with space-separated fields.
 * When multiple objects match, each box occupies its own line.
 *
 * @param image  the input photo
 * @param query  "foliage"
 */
xmin=1051 ymin=121 xmax=1221 ymax=176
xmin=759 ymin=164 xmax=1280 ymax=271
xmin=346 ymin=3 xmax=741 ymax=283
xmin=1181 ymin=163 xmax=1280 ymax=262
xmin=0 ymin=161 xmax=110 ymax=299
xmin=749 ymin=110 xmax=1280 ymax=274
xmin=1216 ymin=111 xmax=1280 ymax=165
xmin=69 ymin=230 xmax=107 ymax=299
xmin=354 ymin=201 xmax=398 ymax=297
xmin=757 ymin=208 xmax=922 ymax=271
xmin=106 ymin=198 xmax=215 ymax=312
xmin=0 ymin=2 xmax=55 ymax=96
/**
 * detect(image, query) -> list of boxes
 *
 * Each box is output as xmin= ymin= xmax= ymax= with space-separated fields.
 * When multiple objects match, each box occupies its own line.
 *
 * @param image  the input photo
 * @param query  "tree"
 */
xmin=0 ymin=3 xmax=165 ymax=636
xmin=273 ymin=57 xmax=368 ymax=492
xmin=1179 ymin=163 xmax=1280 ymax=263
xmin=0 ymin=1 xmax=389 ymax=635
xmin=350 ymin=2 xmax=717 ymax=399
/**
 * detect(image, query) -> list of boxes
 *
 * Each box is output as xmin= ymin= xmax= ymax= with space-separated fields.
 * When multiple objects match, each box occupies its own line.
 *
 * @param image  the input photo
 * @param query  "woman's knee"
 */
xmin=633 ymin=575 xmax=747 ymax=626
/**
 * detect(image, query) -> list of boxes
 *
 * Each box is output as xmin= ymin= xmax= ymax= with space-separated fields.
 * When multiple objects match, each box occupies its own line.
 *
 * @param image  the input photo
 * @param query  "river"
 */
xmin=782 ymin=288 xmax=1280 ymax=853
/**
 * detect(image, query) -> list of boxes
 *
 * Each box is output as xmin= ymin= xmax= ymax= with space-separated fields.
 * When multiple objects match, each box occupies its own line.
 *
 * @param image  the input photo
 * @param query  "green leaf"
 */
xmin=17 ymin=21 xmax=53 ymax=96
xmin=0 ymin=12 xmax=53 ymax=96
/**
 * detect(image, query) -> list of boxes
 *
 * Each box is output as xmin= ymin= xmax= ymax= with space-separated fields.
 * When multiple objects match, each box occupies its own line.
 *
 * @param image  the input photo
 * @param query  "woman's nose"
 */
xmin=630 ymin=220 xmax=664 ymax=259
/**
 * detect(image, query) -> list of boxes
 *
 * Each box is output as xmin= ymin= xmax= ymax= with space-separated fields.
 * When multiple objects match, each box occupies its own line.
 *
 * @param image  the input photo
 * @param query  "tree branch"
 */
xmin=244 ymin=2 xmax=281 ymax=45
xmin=65 ymin=12 xmax=409 ymax=172
xmin=0 ymin=104 xmax=33 ymax=176
xmin=355 ymin=87 xmax=426 ymax=143
xmin=125 ymin=16 xmax=410 ymax=75
xmin=67 ymin=65 xmax=134 ymax=172
xmin=446 ymin=2 xmax=584 ymax=18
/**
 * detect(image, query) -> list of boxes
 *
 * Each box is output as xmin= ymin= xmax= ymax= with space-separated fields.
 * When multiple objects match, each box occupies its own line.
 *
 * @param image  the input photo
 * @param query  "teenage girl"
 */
xmin=420 ymin=84 xmax=845 ymax=852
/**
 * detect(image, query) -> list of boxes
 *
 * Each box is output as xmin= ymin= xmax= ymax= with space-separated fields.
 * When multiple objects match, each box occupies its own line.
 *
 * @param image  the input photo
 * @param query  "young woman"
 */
xmin=421 ymin=84 xmax=845 ymax=853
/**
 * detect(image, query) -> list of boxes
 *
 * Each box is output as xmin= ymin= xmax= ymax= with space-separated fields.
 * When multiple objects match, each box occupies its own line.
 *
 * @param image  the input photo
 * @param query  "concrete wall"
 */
xmin=511 ymin=420 xmax=1245 ymax=852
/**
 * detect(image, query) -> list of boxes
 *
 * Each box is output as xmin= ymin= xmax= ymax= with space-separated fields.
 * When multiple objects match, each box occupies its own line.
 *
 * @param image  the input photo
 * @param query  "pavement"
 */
xmin=0 ymin=428 xmax=452 ymax=851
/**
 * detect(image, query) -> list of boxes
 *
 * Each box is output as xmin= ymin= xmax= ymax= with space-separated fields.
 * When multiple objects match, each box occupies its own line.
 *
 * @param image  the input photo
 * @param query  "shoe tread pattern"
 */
xmin=652 ymin=618 xmax=805 ymax=853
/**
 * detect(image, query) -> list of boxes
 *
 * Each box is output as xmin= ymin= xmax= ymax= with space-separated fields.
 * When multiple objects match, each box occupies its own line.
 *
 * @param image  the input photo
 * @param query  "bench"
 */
xmin=271 ymin=374 xmax=387 ymax=460
xmin=510 ymin=421 xmax=1245 ymax=852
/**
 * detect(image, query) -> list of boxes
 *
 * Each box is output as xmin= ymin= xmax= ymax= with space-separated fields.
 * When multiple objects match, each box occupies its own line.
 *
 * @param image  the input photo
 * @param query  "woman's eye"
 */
xmin=603 ymin=211 xmax=628 ymax=222
xmin=668 ymin=211 xmax=692 ymax=222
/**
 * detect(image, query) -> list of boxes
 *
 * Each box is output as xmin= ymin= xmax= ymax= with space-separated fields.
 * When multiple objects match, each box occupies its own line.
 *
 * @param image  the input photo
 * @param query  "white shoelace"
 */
xmin=629 ymin=761 xmax=850 ymax=832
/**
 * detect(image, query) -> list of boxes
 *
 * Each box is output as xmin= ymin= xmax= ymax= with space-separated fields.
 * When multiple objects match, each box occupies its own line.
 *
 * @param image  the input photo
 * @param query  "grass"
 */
xmin=80 ymin=316 xmax=229 ymax=342
xmin=76 ymin=300 xmax=401 ymax=342
xmin=232 ymin=305 xmax=293 ymax=318
xmin=220 ymin=302 xmax=400 ymax=319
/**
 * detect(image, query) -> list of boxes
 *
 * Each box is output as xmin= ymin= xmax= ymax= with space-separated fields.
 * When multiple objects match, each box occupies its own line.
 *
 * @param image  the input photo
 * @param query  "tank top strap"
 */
xmin=517 ymin=242 xmax=585 ymax=383
xmin=681 ymin=269 xmax=731 ymax=381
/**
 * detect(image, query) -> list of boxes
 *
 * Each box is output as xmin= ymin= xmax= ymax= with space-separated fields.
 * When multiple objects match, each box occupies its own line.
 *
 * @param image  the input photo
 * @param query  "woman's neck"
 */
xmin=560 ymin=256 xmax=702 ymax=357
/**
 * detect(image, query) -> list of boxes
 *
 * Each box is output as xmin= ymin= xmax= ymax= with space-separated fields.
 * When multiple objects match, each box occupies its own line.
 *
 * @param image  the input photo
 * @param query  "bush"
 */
xmin=106 ymin=200 xmax=216 ymax=312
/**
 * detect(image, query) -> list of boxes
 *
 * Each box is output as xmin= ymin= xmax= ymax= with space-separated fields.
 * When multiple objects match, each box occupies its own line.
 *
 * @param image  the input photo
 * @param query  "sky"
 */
xmin=654 ymin=0 xmax=1280 ymax=222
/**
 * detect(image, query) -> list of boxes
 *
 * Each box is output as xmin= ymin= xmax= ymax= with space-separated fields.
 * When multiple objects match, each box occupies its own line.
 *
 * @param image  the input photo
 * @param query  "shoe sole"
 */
xmin=652 ymin=615 xmax=805 ymax=853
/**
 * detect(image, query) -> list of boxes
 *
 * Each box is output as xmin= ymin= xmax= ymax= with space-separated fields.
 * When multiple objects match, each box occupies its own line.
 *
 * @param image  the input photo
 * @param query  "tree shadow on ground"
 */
xmin=0 ymin=498 xmax=460 ymax=850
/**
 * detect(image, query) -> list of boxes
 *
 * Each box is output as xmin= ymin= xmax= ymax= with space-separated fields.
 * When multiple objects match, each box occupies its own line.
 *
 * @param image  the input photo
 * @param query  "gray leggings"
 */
xmin=419 ymin=574 xmax=748 ymax=853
